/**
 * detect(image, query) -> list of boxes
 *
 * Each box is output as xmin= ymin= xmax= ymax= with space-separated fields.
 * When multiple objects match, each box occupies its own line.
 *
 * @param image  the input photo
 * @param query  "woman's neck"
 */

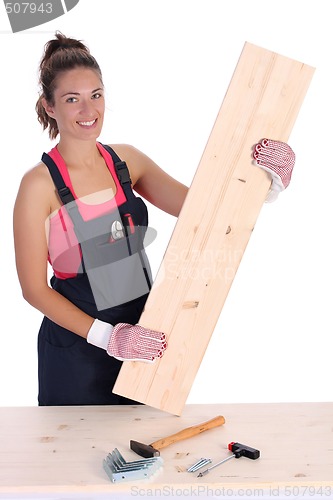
xmin=56 ymin=138 xmax=101 ymax=170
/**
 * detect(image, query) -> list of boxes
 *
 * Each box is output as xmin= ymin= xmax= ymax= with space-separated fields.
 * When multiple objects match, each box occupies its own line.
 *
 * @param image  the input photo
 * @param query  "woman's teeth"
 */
xmin=78 ymin=119 xmax=96 ymax=126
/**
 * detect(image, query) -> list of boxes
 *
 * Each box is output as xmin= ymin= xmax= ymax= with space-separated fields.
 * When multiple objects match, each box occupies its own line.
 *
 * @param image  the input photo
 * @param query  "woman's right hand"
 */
xmin=108 ymin=323 xmax=167 ymax=363
xmin=87 ymin=319 xmax=167 ymax=363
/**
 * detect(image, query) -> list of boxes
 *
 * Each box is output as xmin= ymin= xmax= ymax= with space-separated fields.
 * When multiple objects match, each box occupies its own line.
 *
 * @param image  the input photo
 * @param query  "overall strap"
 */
xmin=41 ymin=152 xmax=86 ymax=232
xmin=42 ymin=145 xmax=134 ymax=204
xmin=100 ymin=143 xmax=135 ymax=201
xmin=41 ymin=152 xmax=75 ymax=206
xmin=41 ymin=151 xmax=87 ymax=273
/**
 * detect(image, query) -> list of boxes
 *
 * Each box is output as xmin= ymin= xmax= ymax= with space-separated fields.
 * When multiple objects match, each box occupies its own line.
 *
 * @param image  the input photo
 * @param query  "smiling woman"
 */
xmin=12 ymin=31 xmax=294 ymax=407
xmin=35 ymin=33 xmax=104 ymax=141
xmin=42 ymin=68 xmax=105 ymax=142
xmin=13 ymin=32 xmax=186 ymax=406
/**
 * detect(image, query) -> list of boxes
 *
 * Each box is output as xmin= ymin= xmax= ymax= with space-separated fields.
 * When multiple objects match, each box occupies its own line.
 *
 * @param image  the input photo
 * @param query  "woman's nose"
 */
xmin=79 ymin=99 xmax=95 ymax=115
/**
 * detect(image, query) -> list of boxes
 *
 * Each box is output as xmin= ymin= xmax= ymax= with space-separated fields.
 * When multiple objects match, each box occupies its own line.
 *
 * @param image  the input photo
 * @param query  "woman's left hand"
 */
xmin=252 ymin=138 xmax=296 ymax=202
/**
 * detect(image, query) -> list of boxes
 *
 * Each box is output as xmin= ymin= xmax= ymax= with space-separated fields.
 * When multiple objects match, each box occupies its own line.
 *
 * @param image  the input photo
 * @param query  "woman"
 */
xmin=13 ymin=32 xmax=295 ymax=406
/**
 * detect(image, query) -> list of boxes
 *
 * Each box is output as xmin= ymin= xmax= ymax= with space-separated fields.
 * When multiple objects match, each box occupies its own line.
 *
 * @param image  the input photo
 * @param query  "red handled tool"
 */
xmin=197 ymin=442 xmax=260 ymax=477
xmin=123 ymin=213 xmax=135 ymax=235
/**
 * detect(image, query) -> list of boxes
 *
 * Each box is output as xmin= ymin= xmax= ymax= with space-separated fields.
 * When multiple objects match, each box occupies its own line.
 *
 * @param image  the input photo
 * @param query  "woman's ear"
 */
xmin=41 ymin=97 xmax=55 ymax=118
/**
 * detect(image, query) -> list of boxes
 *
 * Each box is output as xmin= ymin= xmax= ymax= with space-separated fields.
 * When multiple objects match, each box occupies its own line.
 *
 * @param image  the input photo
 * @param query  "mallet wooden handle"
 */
xmin=150 ymin=415 xmax=225 ymax=450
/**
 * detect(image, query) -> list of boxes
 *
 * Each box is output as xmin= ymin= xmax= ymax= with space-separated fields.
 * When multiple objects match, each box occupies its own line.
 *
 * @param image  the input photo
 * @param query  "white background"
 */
xmin=0 ymin=0 xmax=332 ymax=407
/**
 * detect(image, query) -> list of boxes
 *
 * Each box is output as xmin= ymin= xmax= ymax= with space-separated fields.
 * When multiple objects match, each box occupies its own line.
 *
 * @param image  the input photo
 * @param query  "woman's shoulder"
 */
xmin=20 ymin=160 xmax=51 ymax=186
xmin=105 ymin=143 xmax=156 ymax=170
xmin=17 ymin=160 xmax=56 ymax=205
xmin=105 ymin=143 xmax=152 ymax=185
xmin=106 ymin=143 xmax=141 ymax=159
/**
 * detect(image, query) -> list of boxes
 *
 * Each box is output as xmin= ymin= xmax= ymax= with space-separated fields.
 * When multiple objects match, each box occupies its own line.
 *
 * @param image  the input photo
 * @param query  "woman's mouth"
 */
xmin=77 ymin=119 xmax=97 ymax=127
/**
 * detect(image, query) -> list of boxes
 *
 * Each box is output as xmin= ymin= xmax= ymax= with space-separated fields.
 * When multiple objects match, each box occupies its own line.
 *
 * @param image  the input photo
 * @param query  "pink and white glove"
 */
xmin=108 ymin=323 xmax=167 ymax=362
xmin=252 ymin=138 xmax=296 ymax=202
xmin=87 ymin=319 xmax=167 ymax=363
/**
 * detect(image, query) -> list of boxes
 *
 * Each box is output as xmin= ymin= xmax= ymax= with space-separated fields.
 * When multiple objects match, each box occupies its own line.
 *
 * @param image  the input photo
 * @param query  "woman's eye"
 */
xmin=92 ymin=93 xmax=103 ymax=99
xmin=66 ymin=97 xmax=77 ymax=103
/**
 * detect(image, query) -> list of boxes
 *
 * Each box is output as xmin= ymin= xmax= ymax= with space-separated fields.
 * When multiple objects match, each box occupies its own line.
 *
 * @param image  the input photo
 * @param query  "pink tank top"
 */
xmin=47 ymin=143 xmax=126 ymax=279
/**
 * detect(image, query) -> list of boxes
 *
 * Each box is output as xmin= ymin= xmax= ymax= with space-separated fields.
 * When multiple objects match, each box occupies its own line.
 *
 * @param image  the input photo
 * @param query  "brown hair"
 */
xmin=36 ymin=32 xmax=103 ymax=140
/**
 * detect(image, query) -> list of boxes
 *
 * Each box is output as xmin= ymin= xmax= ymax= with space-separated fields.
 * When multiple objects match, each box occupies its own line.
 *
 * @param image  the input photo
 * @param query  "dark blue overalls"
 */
xmin=38 ymin=144 xmax=152 ymax=406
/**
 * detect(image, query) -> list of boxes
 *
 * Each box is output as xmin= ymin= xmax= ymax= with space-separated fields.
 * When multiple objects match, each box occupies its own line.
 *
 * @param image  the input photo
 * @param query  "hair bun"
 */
xmin=54 ymin=31 xmax=89 ymax=53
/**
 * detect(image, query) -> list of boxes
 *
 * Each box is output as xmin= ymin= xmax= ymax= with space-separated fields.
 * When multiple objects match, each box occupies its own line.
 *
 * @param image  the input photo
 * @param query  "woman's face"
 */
xmin=44 ymin=67 xmax=105 ymax=141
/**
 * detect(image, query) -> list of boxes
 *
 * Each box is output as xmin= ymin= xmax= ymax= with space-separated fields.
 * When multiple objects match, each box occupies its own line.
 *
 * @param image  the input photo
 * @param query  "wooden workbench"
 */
xmin=0 ymin=403 xmax=332 ymax=499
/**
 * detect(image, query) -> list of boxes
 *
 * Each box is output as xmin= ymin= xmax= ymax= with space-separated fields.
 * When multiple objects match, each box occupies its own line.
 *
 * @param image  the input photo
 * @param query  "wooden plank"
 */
xmin=113 ymin=42 xmax=315 ymax=415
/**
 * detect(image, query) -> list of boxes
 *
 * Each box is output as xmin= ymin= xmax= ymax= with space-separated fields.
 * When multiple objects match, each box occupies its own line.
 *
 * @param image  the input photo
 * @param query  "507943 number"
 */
xmin=5 ymin=3 xmax=53 ymax=14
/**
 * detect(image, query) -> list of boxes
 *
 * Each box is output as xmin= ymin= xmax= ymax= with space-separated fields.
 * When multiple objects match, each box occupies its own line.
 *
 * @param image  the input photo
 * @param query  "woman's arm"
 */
xmin=13 ymin=165 xmax=95 ymax=338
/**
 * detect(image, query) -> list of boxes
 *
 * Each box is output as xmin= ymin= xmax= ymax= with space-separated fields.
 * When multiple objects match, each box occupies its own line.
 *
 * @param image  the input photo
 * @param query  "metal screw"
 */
xmin=187 ymin=458 xmax=212 ymax=472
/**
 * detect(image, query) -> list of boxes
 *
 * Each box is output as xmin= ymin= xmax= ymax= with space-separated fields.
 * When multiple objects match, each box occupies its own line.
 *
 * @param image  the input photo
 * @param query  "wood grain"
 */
xmin=113 ymin=42 xmax=315 ymax=415
xmin=0 ymin=403 xmax=332 ymax=495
